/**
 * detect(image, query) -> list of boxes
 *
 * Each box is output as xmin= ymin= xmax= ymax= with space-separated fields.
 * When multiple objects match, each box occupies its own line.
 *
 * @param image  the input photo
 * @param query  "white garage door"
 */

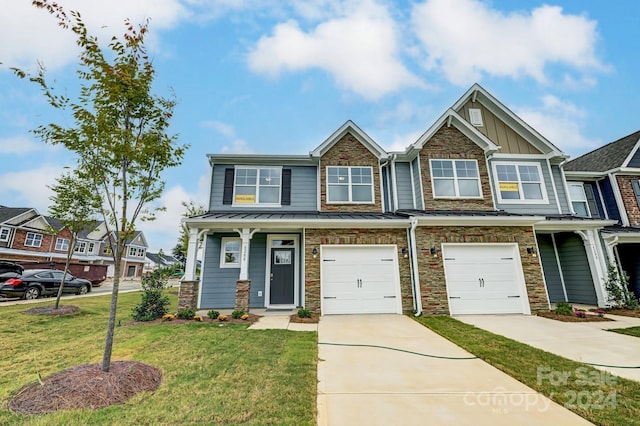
xmin=443 ymin=244 xmax=529 ymax=315
xmin=321 ymin=245 xmax=401 ymax=315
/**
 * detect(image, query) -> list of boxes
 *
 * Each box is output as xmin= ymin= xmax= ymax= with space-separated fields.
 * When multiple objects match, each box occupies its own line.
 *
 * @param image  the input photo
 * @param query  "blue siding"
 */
xmin=599 ymin=177 xmax=621 ymax=222
xmin=537 ymin=233 xmax=565 ymax=302
xmin=555 ymin=233 xmax=597 ymax=305
xmin=248 ymin=234 xmax=267 ymax=308
xmin=490 ymin=158 xmax=561 ymax=215
xmin=551 ymin=164 xmax=571 ymax=214
xmin=411 ymin=157 xmax=424 ymax=209
xmin=395 ymin=162 xmax=414 ymax=209
xmin=209 ymin=165 xmax=317 ymax=211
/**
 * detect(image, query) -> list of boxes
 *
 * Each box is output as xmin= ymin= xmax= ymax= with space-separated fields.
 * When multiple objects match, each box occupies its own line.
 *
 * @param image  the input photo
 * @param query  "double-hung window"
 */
xmin=0 ymin=227 xmax=10 ymax=242
xmin=220 ymin=238 xmax=241 ymax=268
xmin=55 ymin=238 xmax=70 ymax=251
xmin=234 ymin=167 xmax=281 ymax=205
xmin=25 ymin=232 xmax=42 ymax=248
xmin=326 ymin=166 xmax=374 ymax=203
xmin=493 ymin=162 xmax=547 ymax=203
xmin=430 ymin=159 xmax=481 ymax=198
xmin=75 ymin=241 xmax=87 ymax=253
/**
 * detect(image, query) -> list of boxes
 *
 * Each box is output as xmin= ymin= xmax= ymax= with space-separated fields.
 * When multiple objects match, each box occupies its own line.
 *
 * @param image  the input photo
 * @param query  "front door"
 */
xmin=270 ymin=248 xmax=294 ymax=304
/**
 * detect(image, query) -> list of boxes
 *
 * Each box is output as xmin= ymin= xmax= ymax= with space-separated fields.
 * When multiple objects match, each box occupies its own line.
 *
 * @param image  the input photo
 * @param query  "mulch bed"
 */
xmin=126 ymin=313 xmax=262 ymax=326
xmin=606 ymin=308 xmax=640 ymax=318
xmin=537 ymin=311 xmax=613 ymax=322
xmin=7 ymin=361 xmax=161 ymax=415
xmin=24 ymin=305 xmax=80 ymax=316
xmin=289 ymin=313 xmax=320 ymax=323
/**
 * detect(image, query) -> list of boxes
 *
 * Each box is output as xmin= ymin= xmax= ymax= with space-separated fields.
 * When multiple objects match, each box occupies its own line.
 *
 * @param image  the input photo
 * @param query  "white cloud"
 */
xmin=247 ymin=0 xmax=423 ymax=99
xmin=203 ymin=120 xmax=255 ymax=153
xmin=411 ymin=0 xmax=606 ymax=85
xmin=0 ymin=165 xmax=65 ymax=212
xmin=0 ymin=136 xmax=55 ymax=156
xmin=384 ymin=130 xmax=424 ymax=152
xmin=515 ymin=95 xmax=601 ymax=156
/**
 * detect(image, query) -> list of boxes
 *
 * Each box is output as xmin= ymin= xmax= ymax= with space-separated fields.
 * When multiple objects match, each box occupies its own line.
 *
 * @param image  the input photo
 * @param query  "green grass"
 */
xmin=412 ymin=315 xmax=640 ymax=426
xmin=610 ymin=326 xmax=640 ymax=338
xmin=0 ymin=292 xmax=317 ymax=425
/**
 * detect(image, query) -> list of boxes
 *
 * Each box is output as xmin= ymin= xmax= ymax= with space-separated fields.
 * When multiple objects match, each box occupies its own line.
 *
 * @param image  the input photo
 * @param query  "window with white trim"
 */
xmin=234 ymin=167 xmax=281 ymax=205
xmin=0 ymin=227 xmax=10 ymax=242
xmin=493 ymin=162 xmax=547 ymax=203
xmin=430 ymin=159 xmax=482 ymax=198
xmin=75 ymin=241 xmax=87 ymax=253
xmin=326 ymin=166 xmax=374 ymax=203
xmin=569 ymin=183 xmax=591 ymax=217
xmin=220 ymin=238 xmax=241 ymax=268
xmin=55 ymin=238 xmax=70 ymax=251
xmin=25 ymin=232 xmax=43 ymax=248
xmin=128 ymin=246 xmax=145 ymax=257
xmin=88 ymin=242 xmax=95 ymax=254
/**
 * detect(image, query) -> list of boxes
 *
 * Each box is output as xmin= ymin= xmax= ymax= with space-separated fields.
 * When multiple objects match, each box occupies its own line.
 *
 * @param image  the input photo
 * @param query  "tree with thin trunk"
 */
xmin=48 ymin=172 xmax=100 ymax=310
xmin=11 ymin=1 xmax=185 ymax=372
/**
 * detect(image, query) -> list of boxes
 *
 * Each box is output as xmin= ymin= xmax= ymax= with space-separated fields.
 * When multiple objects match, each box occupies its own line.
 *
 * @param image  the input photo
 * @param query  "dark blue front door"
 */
xmin=270 ymin=248 xmax=294 ymax=304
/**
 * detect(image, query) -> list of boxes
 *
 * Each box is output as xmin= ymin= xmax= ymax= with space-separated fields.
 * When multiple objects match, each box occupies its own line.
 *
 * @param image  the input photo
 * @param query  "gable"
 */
xmin=22 ymin=216 xmax=52 ymax=232
xmin=457 ymin=99 xmax=542 ymax=155
xmin=311 ymin=120 xmax=388 ymax=160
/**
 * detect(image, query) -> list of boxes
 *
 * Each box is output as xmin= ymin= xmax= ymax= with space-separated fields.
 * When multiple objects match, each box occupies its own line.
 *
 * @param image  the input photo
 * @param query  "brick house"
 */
xmin=180 ymin=84 xmax=614 ymax=315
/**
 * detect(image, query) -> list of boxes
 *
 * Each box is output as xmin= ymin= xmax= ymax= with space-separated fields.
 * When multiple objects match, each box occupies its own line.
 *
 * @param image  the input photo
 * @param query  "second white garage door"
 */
xmin=442 ymin=244 xmax=530 ymax=315
xmin=321 ymin=245 xmax=401 ymax=315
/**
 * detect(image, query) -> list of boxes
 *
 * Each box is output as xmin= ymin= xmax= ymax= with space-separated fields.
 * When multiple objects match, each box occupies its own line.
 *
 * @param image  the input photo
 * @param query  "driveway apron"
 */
xmin=317 ymin=315 xmax=590 ymax=425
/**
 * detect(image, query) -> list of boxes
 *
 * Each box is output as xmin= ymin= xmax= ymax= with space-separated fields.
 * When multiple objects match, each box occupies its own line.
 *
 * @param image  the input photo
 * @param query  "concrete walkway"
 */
xmin=317 ymin=315 xmax=590 ymax=425
xmin=457 ymin=314 xmax=640 ymax=382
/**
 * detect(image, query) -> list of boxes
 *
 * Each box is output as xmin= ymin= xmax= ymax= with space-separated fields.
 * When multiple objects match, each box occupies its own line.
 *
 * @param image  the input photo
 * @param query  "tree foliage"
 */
xmin=12 ymin=1 xmax=186 ymax=371
xmin=132 ymin=270 xmax=170 ymax=321
xmin=172 ymin=201 xmax=205 ymax=266
xmin=604 ymin=263 xmax=639 ymax=309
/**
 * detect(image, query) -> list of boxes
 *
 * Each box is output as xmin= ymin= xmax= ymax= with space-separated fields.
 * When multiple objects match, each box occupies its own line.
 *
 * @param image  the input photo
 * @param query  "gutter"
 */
xmin=409 ymin=217 xmax=422 ymax=316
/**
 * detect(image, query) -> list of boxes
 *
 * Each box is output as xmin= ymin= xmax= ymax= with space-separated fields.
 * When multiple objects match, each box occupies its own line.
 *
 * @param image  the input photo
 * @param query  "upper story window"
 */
xmin=430 ymin=159 xmax=481 ymax=198
xmin=326 ymin=166 xmax=374 ymax=203
xmin=25 ymin=232 xmax=43 ymax=248
xmin=234 ymin=167 xmax=281 ymax=205
xmin=55 ymin=238 xmax=70 ymax=251
xmin=493 ymin=162 xmax=548 ymax=204
xmin=128 ymin=246 xmax=145 ymax=258
xmin=75 ymin=241 xmax=87 ymax=254
xmin=569 ymin=183 xmax=590 ymax=217
xmin=220 ymin=238 xmax=241 ymax=268
xmin=0 ymin=227 xmax=10 ymax=242
xmin=88 ymin=242 xmax=95 ymax=254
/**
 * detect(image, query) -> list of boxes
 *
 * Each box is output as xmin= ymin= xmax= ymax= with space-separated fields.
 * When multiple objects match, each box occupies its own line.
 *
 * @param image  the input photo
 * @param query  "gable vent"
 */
xmin=469 ymin=108 xmax=484 ymax=127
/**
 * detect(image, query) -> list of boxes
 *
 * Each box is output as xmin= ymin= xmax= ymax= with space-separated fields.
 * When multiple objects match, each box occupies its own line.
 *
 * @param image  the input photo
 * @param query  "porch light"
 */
xmin=312 ymin=247 xmax=318 ymax=258
xmin=430 ymin=246 xmax=438 ymax=257
xmin=527 ymin=247 xmax=537 ymax=257
xmin=401 ymin=247 xmax=408 ymax=258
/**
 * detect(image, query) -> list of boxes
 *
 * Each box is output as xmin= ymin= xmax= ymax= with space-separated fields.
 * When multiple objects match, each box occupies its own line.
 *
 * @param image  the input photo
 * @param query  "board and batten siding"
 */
xmin=411 ymin=157 xmax=424 ymax=209
xmin=536 ymin=233 xmax=565 ymax=302
xmin=550 ymin=164 xmax=571 ymax=214
xmin=209 ymin=165 xmax=317 ymax=211
xmin=489 ymin=158 xmax=561 ymax=215
xmin=394 ymin=162 xmax=415 ymax=209
xmin=200 ymin=234 xmax=267 ymax=309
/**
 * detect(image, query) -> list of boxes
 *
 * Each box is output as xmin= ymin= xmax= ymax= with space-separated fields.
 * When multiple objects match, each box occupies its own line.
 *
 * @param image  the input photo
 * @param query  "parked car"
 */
xmin=0 ymin=269 xmax=92 ymax=300
xmin=0 ymin=261 xmax=23 ymax=275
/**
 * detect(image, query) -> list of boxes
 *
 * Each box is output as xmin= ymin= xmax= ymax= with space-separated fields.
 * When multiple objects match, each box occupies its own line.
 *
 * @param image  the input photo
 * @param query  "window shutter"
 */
xmin=632 ymin=180 xmax=640 ymax=209
xmin=223 ymin=168 xmax=235 ymax=205
xmin=281 ymin=169 xmax=292 ymax=205
xmin=583 ymin=184 xmax=600 ymax=218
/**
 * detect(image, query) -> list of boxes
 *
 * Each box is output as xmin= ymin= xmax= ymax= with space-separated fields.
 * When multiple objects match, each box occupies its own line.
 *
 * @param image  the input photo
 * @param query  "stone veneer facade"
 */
xmin=319 ymin=133 xmax=383 ymax=212
xmin=304 ymin=228 xmax=413 ymax=313
xmin=616 ymin=175 xmax=640 ymax=225
xmin=419 ymin=125 xmax=495 ymax=210
xmin=178 ymin=280 xmax=199 ymax=310
xmin=414 ymin=225 xmax=549 ymax=314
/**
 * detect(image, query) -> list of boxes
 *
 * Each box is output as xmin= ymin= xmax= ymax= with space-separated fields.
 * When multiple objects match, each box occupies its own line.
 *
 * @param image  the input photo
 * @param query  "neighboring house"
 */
xmin=98 ymin=231 xmax=149 ymax=278
xmin=564 ymin=130 xmax=640 ymax=297
xmin=144 ymin=251 xmax=180 ymax=273
xmin=181 ymin=84 xmax=614 ymax=315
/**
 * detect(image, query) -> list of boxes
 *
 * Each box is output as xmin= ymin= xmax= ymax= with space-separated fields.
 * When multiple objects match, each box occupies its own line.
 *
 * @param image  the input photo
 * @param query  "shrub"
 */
xmin=162 ymin=313 xmax=176 ymax=321
xmin=207 ymin=310 xmax=220 ymax=320
xmin=555 ymin=302 xmax=574 ymax=316
xmin=574 ymin=308 xmax=587 ymax=318
xmin=231 ymin=310 xmax=245 ymax=319
xmin=132 ymin=271 xmax=170 ymax=321
xmin=604 ymin=263 xmax=639 ymax=309
xmin=297 ymin=308 xmax=312 ymax=318
xmin=177 ymin=308 xmax=195 ymax=320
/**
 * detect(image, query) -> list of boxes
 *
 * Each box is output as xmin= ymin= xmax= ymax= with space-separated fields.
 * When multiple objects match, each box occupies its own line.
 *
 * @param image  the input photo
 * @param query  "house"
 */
xmin=180 ymin=84 xmax=614 ymax=315
xmin=98 ymin=231 xmax=149 ymax=278
xmin=144 ymin=251 xmax=180 ymax=273
xmin=564 ymin=130 xmax=640 ymax=297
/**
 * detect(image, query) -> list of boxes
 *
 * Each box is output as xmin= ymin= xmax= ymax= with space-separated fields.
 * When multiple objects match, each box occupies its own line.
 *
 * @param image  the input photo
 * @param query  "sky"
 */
xmin=1 ymin=0 xmax=639 ymax=253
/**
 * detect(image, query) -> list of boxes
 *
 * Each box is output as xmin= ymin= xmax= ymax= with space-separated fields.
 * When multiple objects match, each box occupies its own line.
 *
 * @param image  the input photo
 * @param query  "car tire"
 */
xmin=24 ymin=287 xmax=41 ymax=300
xmin=78 ymin=284 xmax=89 ymax=295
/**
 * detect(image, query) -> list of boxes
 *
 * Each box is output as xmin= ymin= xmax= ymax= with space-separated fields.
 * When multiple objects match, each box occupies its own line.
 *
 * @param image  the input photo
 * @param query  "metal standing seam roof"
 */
xmin=189 ymin=211 xmax=409 ymax=221
xmin=565 ymin=130 xmax=640 ymax=173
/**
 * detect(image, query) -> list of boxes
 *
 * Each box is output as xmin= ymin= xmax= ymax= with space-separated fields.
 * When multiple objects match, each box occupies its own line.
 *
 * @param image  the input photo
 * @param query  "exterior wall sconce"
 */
xmin=401 ymin=247 xmax=408 ymax=258
xmin=430 ymin=246 xmax=438 ymax=257
xmin=527 ymin=247 xmax=537 ymax=257
xmin=312 ymin=247 xmax=318 ymax=259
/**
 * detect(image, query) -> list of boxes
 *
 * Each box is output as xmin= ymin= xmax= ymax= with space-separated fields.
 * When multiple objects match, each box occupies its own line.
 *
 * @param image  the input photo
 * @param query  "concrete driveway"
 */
xmin=317 ymin=315 xmax=590 ymax=425
xmin=457 ymin=314 xmax=640 ymax=382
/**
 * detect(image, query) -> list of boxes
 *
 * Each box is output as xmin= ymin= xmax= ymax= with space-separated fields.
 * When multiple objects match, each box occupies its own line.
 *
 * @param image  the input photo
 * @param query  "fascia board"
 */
xmin=310 ymin=120 xmax=388 ymax=160
xmin=208 ymin=154 xmax=316 ymax=166
xmin=184 ymin=218 xmax=410 ymax=229
xmin=601 ymin=231 xmax=640 ymax=243
xmin=534 ymin=219 xmax=617 ymax=231
xmin=563 ymin=170 xmax=607 ymax=179
xmin=413 ymin=215 xmax=544 ymax=226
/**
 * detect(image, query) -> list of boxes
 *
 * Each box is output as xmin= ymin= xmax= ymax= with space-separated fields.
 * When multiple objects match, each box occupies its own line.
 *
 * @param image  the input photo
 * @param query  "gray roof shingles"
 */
xmin=565 ymin=130 xmax=640 ymax=173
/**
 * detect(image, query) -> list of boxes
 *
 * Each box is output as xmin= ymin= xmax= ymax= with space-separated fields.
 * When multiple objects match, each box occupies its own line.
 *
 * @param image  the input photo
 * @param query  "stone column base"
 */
xmin=235 ymin=279 xmax=251 ymax=312
xmin=178 ymin=280 xmax=199 ymax=310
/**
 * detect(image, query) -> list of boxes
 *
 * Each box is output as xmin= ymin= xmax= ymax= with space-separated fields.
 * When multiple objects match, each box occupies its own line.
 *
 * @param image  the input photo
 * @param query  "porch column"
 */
xmin=235 ymin=228 xmax=260 ymax=280
xmin=183 ymin=227 xmax=200 ymax=281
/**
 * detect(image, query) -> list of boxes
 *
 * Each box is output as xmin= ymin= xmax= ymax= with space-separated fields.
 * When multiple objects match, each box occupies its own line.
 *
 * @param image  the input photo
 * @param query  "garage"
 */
xmin=442 ymin=244 xmax=529 ymax=315
xmin=321 ymin=245 xmax=401 ymax=315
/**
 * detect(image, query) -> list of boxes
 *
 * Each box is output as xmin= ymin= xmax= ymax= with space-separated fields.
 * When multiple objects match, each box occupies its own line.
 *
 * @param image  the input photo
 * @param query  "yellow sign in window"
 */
xmin=499 ymin=182 xmax=519 ymax=192
xmin=235 ymin=194 xmax=256 ymax=203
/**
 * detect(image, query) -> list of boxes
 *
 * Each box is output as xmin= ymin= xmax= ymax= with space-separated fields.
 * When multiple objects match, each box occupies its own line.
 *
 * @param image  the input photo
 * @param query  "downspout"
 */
xmin=409 ymin=217 xmax=422 ymax=316
xmin=390 ymin=154 xmax=398 ymax=212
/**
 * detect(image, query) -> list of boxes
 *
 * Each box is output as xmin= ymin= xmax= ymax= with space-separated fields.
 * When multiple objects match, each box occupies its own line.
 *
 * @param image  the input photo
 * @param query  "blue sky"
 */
xmin=1 ymin=0 xmax=638 ymax=252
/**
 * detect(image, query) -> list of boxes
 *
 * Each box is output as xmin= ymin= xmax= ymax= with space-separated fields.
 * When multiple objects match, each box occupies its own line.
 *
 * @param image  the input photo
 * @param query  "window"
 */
xmin=0 ymin=227 xmax=10 ymax=242
xmin=430 ymin=159 xmax=481 ymax=198
xmin=234 ymin=167 xmax=281 ymax=205
xmin=88 ymin=242 xmax=95 ymax=254
xmin=493 ymin=162 xmax=547 ymax=203
xmin=55 ymin=238 xmax=70 ymax=251
xmin=102 ymin=245 xmax=112 ymax=255
xmin=469 ymin=108 xmax=484 ymax=127
xmin=137 ymin=248 xmax=145 ymax=258
xmin=568 ymin=183 xmax=590 ymax=217
xmin=220 ymin=238 xmax=241 ymax=268
xmin=74 ymin=241 xmax=87 ymax=253
xmin=25 ymin=232 xmax=42 ymax=248
xmin=128 ymin=246 xmax=145 ymax=257
xmin=326 ymin=166 xmax=374 ymax=203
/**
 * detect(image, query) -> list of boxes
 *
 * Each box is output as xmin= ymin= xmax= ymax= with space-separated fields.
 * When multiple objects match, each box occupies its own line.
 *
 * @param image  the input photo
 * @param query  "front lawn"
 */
xmin=610 ymin=326 xmax=640 ymax=338
xmin=0 ymin=292 xmax=317 ymax=425
xmin=413 ymin=315 xmax=640 ymax=426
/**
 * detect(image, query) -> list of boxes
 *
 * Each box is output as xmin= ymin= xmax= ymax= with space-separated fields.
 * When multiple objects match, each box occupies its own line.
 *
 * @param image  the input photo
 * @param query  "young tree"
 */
xmin=48 ymin=171 xmax=100 ymax=310
xmin=172 ymin=201 xmax=205 ymax=267
xmin=13 ymin=1 xmax=185 ymax=372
